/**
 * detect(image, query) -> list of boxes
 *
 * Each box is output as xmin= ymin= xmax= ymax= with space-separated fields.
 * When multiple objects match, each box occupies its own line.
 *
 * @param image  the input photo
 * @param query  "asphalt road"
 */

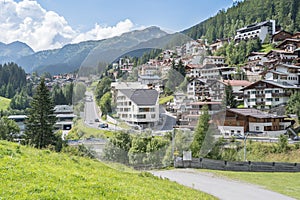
xmin=84 ymin=91 xmax=100 ymax=129
xmin=151 ymin=169 xmax=295 ymax=200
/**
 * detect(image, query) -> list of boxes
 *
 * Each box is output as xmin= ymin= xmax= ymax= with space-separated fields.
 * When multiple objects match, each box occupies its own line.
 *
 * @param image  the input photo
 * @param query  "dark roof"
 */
xmin=237 ymin=20 xmax=273 ymax=32
xmin=228 ymin=108 xmax=285 ymax=119
xmin=276 ymin=38 xmax=300 ymax=48
xmin=240 ymin=79 xmax=300 ymax=91
xmin=120 ymin=89 xmax=159 ymax=106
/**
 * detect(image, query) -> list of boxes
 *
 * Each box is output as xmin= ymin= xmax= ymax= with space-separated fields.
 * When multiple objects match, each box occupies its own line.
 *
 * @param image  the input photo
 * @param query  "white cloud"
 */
xmin=0 ymin=0 xmax=136 ymax=51
xmin=72 ymin=19 xmax=134 ymax=44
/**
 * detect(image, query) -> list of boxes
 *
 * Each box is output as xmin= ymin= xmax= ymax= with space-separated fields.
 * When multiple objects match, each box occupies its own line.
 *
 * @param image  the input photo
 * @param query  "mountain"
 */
xmin=16 ymin=26 xmax=168 ymax=74
xmin=0 ymin=41 xmax=34 ymax=64
xmin=182 ymin=0 xmax=300 ymax=42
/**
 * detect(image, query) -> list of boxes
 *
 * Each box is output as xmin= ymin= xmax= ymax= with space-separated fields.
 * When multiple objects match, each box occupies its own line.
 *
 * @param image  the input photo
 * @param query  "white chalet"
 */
xmin=203 ymin=56 xmax=225 ymax=66
xmin=116 ymin=89 xmax=159 ymax=129
xmin=264 ymin=64 xmax=300 ymax=85
xmin=241 ymin=80 xmax=300 ymax=110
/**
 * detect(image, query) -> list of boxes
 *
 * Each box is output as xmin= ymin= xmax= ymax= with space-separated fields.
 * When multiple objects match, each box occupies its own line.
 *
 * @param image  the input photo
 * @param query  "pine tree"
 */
xmin=190 ymin=105 xmax=210 ymax=157
xmin=25 ymin=78 xmax=57 ymax=149
xmin=224 ymin=82 xmax=237 ymax=108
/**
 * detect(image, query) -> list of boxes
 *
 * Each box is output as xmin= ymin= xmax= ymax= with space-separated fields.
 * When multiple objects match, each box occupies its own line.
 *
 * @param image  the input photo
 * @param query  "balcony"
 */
xmin=256 ymin=101 xmax=265 ymax=105
xmin=272 ymin=92 xmax=290 ymax=97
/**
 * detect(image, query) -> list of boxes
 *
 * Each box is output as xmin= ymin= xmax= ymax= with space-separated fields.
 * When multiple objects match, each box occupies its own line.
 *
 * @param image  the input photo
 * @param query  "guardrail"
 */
xmin=174 ymin=158 xmax=300 ymax=172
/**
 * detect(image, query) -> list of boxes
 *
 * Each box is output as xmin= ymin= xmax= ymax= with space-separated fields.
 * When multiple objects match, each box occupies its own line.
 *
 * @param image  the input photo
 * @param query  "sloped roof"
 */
xmin=240 ymin=79 xmax=300 ymax=90
xmin=237 ymin=20 xmax=272 ymax=32
xmin=228 ymin=108 xmax=285 ymax=119
xmin=120 ymin=89 xmax=159 ymax=106
xmin=223 ymin=80 xmax=252 ymax=87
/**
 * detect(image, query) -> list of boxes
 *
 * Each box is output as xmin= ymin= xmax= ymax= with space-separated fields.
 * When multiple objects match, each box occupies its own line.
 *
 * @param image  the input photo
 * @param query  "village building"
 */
xmin=215 ymin=108 xmax=291 ymax=138
xmin=116 ymin=89 xmax=159 ymax=129
xmin=234 ymin=20 xmax=276 ymax=42
xmin=241 ymin=80 xmax=300 ymax=110
xmin=54 ymin=105 xmax=76 ymax=131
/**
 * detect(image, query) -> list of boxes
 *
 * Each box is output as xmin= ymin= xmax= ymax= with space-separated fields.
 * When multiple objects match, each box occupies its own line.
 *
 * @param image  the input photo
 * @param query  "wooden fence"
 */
xmin=174 ymin=158 xmax=300 ymax=172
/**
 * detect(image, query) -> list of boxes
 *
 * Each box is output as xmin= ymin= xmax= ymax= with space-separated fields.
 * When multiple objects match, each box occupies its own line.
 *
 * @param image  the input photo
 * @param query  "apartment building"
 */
xmin=116 ymin=89 xmax=159 ymax=128
xmin=54 ymin=105 xmax=76 ymax=130
xmin=235 ymin=20 xmax=276 ymax=42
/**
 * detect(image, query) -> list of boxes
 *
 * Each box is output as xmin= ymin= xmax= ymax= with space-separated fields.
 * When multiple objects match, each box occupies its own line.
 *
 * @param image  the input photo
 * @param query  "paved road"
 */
xmin=84 ymin=91 xmax=99 ymax=128
xmin=151 ymin=169 xmax=295 ymax=200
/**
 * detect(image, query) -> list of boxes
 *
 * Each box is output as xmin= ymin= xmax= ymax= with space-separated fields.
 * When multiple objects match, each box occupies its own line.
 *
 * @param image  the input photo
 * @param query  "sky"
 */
xmin=0 ymin=0 xmax=239 ymax=51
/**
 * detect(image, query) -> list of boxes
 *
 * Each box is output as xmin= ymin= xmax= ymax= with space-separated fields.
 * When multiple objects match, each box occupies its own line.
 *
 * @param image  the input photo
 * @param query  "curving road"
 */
xmin=151 ymin=169 xmax=295 ymax=200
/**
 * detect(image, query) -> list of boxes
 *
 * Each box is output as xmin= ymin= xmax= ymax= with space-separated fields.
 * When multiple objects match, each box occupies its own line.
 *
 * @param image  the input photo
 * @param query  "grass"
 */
xmin=245 ymin=142 xmax=300 ymax=163
xmin=202 ymin=169 xmax=300 ymax=199
xmin=0 ymin=140 xmax=216 ymax=199
xmin=159 ymin=95 xmax=174 ymax=105
xmin=0 ymin=96 xmax=11 ymax=110
xmin=259 ymin=43 xmax=274 ymax=53
xmin=67 ymin=119 xmax=114 ymax=139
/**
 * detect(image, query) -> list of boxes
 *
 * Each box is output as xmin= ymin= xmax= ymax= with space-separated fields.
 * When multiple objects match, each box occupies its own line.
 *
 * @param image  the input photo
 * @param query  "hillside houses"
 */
xmin=107 ymin=19 xmax=300 ymax=138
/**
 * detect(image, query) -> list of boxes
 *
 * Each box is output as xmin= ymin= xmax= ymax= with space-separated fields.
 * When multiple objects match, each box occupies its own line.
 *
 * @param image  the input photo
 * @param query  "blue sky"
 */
xmin=0 ymin=0 xmax=237 ymax=51
xmin=37 ymin=0 xmax=235 ymax=32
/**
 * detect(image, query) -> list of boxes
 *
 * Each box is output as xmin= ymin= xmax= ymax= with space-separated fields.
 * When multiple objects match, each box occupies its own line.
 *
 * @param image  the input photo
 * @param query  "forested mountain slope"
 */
xmin=183 ymin=0 xmax=300 ymax=42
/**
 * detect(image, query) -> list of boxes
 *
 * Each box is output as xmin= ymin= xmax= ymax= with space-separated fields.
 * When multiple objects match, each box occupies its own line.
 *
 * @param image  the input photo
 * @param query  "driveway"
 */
xmin=151 ymin=169 xmax=295 ymax=200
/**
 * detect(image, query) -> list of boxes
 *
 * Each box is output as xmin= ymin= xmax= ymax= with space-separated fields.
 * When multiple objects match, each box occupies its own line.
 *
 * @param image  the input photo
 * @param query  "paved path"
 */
xmin=151 ymin=169 xmax=295 ymax=200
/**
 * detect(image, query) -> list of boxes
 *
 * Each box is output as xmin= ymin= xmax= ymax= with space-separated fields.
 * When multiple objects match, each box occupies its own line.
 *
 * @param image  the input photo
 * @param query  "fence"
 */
xmin=174 ymin=158 xmax=300 ymax=172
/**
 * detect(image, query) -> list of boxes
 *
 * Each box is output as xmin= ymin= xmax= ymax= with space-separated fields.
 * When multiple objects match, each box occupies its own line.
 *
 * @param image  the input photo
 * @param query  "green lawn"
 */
xmin=259 ymin=44 xmax=274 ymax=53
xmin=159 ymin=95 xmax=174 ymax=105
xmin=0 ymin=140 xmax=216 ymax=199
xmin=67 ymin=119 xmax=114 ymax=139
xmin=203 ymin=169 xmax=300 ymax=199
xmin=0 ymin=96 xmax=10 ymax=110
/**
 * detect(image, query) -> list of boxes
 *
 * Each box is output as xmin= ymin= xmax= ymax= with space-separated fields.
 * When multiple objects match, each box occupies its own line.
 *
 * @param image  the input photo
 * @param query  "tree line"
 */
xmin=184 ymin=0 xmax=300 ymax=43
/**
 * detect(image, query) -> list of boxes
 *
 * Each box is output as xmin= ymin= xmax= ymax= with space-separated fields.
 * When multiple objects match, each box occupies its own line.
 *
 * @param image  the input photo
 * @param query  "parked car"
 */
xmin=232 ymin=133 xmax=244 ymax=139
xmin=94 ymin=118 xmax=99 ymax=122
xmin=293 ymin=136 xmax=300 ymax=141
xmin=99 ymin=123 xmax=108 ymax=128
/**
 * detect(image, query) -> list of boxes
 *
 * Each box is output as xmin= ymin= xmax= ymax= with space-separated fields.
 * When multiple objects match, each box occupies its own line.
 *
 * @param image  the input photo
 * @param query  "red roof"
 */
xmin=222 ymin=80 xmax=252 ymax=87
xmin=186 ymin=64 xmax=203 ymax=69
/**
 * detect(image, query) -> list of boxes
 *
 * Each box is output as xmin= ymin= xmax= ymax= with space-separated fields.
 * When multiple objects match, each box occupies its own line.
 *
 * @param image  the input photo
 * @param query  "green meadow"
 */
xmin=0 ymin=140 xmax=215 ymax=200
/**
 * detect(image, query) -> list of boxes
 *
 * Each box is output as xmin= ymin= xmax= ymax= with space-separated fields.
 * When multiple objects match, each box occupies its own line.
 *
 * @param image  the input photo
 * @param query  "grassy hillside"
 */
xmin=0 ymin=140 xmax=216 ymax=199
xmin=0 ymin=96 xmax=10 ymax=110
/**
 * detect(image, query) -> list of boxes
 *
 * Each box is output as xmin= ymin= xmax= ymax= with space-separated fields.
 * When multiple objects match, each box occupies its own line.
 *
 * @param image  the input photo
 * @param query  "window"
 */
xmin=151 ymin=114 xmax=156 ymax=118
xmin=265 ymin=90 xmax=272 ymax=93
xmin=136 ymin=114 xmax=146 ymax=119
xmin=275 ymin=90 xmax=279 ymax=93
xmin=237 ymin=130 xmax=241 ymax=134
xmin=256 ymin=126 xmax=260 ymax=131
xmin=231 ymin=130 xmax=234 ymax=134
xmin=275 ymin=98 xmax=279 ymax=101
xmin=139 ymin=108 xmax=150 ymax=112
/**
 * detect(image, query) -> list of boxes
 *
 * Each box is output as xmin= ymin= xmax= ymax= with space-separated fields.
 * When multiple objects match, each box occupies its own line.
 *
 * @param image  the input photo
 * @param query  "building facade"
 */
xmin=215 ymin=108 xmax=291 ymax=137
xmin=116 ymin=89 xmax=159 ymax=129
